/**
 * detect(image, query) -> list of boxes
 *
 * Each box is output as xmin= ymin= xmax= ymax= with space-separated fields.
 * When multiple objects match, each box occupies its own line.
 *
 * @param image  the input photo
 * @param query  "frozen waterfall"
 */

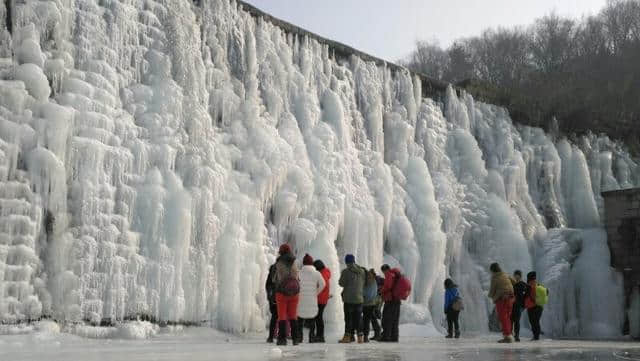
xmin=0 ymin=0 xmax=638 ymax=337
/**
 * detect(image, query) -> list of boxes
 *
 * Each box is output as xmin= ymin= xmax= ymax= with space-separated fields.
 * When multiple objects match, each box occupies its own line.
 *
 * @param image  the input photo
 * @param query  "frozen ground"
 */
xmin=0 ymin=324 xmax=639 ymax=361
xmin=2 ymin=0 xmax=640 ymax=338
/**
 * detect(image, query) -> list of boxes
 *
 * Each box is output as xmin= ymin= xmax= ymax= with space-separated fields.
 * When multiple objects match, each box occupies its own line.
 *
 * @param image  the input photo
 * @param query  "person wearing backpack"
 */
xmin=488 ymin=263 xmax=515 ymax=343
xmin=524 ymin=271 xmax=548 ymax=341
xmin=444 ymin=278 xmax=461 ymax=339
xmin=511 ymin=270 xmax=528 ymax=342
xmin=265 ymin=261 xmax=279 ymax=343
xmin=379 ymin=264 xmax=410 ymax=342
xmin=311 ymin=259 xmax=331 ymax=343
xmin=338 ymin=254 xmax=366 ymax=343
xmin=296 ymin=254 xmax=326 ymax=343
xmin=273 ymin=244 xmax=300 ymax=346
xmin=362 ymin=269 xmax=382 ymax=342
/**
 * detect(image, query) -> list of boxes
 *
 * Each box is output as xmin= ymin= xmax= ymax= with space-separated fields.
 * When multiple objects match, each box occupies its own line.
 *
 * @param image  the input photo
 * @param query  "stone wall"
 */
xmin=602 ymin=188 xmax=640 ymax=332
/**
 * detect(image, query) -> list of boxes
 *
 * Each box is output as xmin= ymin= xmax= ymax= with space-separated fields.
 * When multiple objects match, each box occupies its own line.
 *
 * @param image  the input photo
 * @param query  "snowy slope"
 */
xmin=0 ymin=0 xmax=638 ymax=337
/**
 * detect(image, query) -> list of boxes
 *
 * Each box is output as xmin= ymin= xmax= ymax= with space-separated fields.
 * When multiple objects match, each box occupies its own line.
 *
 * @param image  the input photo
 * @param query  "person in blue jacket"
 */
xmin=444 ymin=278 xmax=461 ymax=339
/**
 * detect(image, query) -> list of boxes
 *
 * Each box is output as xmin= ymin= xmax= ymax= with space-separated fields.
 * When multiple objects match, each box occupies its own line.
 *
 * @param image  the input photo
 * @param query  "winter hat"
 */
xmin=303 ymin=253 xmax=314 ymax=265
xmin=313 ymin=259 xmax=325 ymax=271
xmin=514 ymin=270 xmax=522 ymax=277
xmin=278 ymin=244 xmax=292 ymax=255
xmin=345 ymin=254 xmax=355 ymax=264
xmin=444 ymin=278 xmax=454 ymax=289
xmin=527 ymin=271 xmax=537 ymax=281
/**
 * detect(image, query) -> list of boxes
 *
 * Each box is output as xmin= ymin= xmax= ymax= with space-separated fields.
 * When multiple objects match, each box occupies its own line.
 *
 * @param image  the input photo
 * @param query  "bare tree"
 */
xmin=530 ymin=13 xmax=577 ymax=72
xmin=403 ymin=40 xmax=449 ymax=80
xmin=445 ymin=41 xmax=474 ymax=83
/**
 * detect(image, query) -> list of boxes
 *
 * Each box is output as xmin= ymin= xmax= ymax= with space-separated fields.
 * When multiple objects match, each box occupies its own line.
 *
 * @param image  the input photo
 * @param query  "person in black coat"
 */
xmin=511 ymin=270 xmax=528 ymax=342
xmin=265 ymin=262 xmax=278 ymax=343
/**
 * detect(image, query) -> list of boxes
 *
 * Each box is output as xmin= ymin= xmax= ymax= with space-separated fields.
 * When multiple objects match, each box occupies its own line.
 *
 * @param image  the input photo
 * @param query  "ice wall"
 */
xmin=0 ymin=0 xmax=638 ymax=336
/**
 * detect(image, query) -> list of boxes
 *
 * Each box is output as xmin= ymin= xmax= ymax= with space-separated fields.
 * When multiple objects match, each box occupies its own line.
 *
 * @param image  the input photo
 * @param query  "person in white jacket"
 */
xmin=296 ymin=254 xmax=326 ymax=343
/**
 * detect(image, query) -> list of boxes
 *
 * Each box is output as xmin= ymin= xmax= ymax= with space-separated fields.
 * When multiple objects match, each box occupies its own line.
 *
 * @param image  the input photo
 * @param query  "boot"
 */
xmin=363 ymin=335 xmax=369 ymax=343
xmin=455 ymin=330 xmax=460 ymax=339
xmin=308 ymin=325 xmax=316 ymax=343
xmin=357 ymin=334 xmax=364 ymax=344
xmin=339 ymin=333 xmax=353 ymax=343
xmin=290 ymin=319 xmax=300 ymax=345
xmin=276 ymin=321 xmax=287 ymax=346
xmin=372 ymin=326 xmax=381 ymax=341
xmin=498 ymin=335 xmax=514 ymax=343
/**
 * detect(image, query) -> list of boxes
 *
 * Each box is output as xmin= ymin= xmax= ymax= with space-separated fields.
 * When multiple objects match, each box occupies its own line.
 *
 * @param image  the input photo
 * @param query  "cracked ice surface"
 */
xmin=0 ymin=0 xmax=639 ymax=337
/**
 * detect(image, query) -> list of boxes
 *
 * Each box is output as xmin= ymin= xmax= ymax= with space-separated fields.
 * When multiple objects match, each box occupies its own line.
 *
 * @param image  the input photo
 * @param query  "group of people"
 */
xmin=488 ymin=262 xmax=548 ymax=343
xmin=442 ymin=263 xmax=549 ymax=342
xmin=265 ymin=245 xmax=548 ymax=345
xmin=265 ymin=244 xmax=408 ymax=346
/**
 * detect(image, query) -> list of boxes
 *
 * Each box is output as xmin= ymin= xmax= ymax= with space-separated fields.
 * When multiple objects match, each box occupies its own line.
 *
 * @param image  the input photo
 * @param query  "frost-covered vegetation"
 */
xmin=0 ymin=0 xmax=638 ymax=338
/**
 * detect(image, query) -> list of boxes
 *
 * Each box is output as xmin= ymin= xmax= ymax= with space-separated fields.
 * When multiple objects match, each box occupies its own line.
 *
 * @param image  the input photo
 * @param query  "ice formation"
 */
xmin=0 ymin=0 xmax=638 ymax=337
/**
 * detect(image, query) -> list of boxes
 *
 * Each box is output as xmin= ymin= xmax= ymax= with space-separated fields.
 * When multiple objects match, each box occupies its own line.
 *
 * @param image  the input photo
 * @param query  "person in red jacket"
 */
xmin=312 ymin=259 xmax=331 ymax=343
xmin=378 ymin=264 xmax=401 ymax=342
xmin=524 ymin=271 xmax=544 ymax=341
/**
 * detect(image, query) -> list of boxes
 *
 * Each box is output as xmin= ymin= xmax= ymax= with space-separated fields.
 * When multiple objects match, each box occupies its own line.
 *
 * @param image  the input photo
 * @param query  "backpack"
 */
xmin=392 ymin=273 xmax=412 ymax=301
xmin=278 ymin=275 xmax=300 ymax=296
xmin=452 ymin=296 xmax=464 ymax=311
xmin=535 ymin=284 xmax=548 ymax=306
xmin=266 ymin=264 xmax=277 ymax=303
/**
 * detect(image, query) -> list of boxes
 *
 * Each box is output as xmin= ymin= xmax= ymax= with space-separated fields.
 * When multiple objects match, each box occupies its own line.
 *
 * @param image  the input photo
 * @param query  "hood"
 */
xmin=301 ymin=265 xmax=316 ymax=272
xmin=492 ymin=271 xmax=506 ymax=280
xmin=347 ymin=263 xmax=364 ymax=275
xmin=277 ymin=253 xmax=295 ymax=266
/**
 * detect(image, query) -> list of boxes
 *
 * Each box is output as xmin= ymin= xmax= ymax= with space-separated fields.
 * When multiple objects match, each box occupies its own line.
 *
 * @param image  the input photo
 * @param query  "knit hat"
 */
xmin=278 ymin=244 xmax=292 ymax=255
xmin=345 ymin=254 xmax=355 ymax=264
xmin=303 ymin=253 xmax=313 ymax=265
xmin=313 ymin=259 xmax=325 ymax=271
xmin=527 ymin=271 xmax=537 ymax=281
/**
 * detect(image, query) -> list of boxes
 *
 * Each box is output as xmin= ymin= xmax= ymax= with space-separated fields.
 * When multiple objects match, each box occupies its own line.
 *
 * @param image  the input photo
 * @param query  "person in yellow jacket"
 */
xmin=488 ymin=263 xmax=515 ymax=343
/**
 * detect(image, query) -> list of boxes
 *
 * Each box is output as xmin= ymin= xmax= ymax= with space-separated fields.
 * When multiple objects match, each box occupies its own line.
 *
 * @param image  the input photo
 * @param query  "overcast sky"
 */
xmin=243 ymin=0 xmax=607 ymax=62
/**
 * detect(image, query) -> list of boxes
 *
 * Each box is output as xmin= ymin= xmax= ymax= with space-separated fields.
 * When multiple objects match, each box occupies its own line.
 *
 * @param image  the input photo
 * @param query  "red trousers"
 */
xmin=495 ymin=296 xmax=515 ymax=336
xmin=276 ymin=293 xmax=299 ymax=321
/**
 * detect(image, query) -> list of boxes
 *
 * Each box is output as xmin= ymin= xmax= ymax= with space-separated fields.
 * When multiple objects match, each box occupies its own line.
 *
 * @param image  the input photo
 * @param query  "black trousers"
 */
xmin=528 ymin=306 xmax=543 ymax=339
xmin=381 ymin=300 xmax=401 ymax=341
xmin=268 ymin=303 xmax=278 ymax=339
xmin=511 ymin=304 xmax=523 ymax=338
xmin=297 ymin=317 xmax=314 ymax=342
xmin=446 ymin=310 xmax=460 ymax=336
xmin=344 ymin=303 xmax=363 ymax=336
xmin=362 ymin=305 xmax=381 ymax=337
xmin=313 ymin=303 xmax=326 ymax=339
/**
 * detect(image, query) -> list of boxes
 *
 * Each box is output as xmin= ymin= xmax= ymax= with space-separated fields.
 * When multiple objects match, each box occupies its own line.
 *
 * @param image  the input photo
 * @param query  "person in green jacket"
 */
xmin=338 ymin=254 xmax=366 ymax=343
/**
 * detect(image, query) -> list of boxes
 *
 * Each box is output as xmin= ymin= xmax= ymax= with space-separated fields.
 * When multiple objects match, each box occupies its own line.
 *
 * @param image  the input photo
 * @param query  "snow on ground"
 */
xmin=1 ymin=324 xmax=639 ymax=361
xmin=1 ymin=0 xmax=640 ymax=338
